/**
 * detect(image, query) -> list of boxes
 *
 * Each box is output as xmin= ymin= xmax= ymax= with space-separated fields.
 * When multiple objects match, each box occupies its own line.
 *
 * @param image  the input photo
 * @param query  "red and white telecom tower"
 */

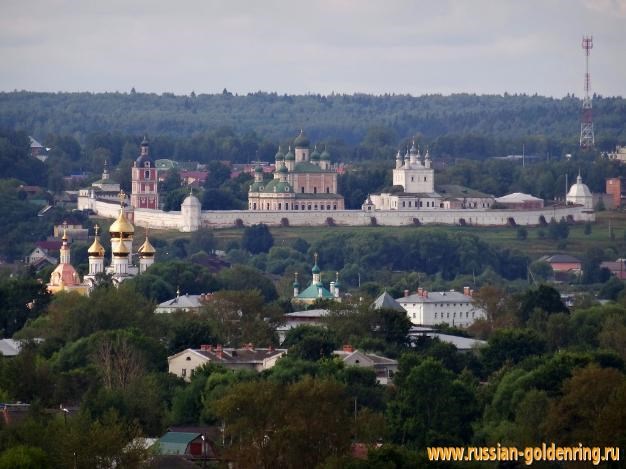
xmin=580 ymin=35 xmax=594 ymax=149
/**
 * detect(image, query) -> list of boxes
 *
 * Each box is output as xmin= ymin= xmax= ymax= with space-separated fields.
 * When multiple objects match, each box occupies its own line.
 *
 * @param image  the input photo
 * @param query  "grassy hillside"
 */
xmin=140 ymin=211 xmax=626 ymax=262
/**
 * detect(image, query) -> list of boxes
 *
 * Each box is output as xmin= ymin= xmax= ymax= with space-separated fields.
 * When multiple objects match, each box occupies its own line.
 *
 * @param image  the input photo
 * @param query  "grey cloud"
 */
xmin=0 ymin=0 xmax=624 ymax=96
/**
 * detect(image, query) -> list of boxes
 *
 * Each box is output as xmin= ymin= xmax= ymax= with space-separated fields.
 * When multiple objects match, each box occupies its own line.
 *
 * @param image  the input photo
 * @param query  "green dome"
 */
xmin=278 ymin=165 xmax=288 ymax=174
xmin=249 ymin=182 xmax=263 ymax=192
xmin=294 ymin=130 xmax=310 ymax=148
xmin=285 ymin=148 xmax=295 ymax=161
xmin=310 ymin=146 xmax=321 ymax=161
xmin=254 ymin=166 xmax=264 ymax=173
xmin=263 ymin=179 xmax=292 ymax=193
xmin=293 ymin=280 xmax=300 ymax=288
xmin=320 ymin=148 xmax=331 ymax=160
xmin=275 ymin=150 xmax=284 ymax=161
xmin=312 ymin=263 xmax=321 ymax=274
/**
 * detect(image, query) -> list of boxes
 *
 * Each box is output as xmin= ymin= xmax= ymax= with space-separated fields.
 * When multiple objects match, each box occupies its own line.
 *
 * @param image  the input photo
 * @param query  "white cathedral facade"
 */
xmin=48 ymin=193 xmax=156 ymax=295
xmin=363 ymin=142 xmax=494 ymax=212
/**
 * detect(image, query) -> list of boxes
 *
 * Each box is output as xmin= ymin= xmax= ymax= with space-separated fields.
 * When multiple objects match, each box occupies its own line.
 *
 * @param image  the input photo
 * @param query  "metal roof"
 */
xmin=0 ymin=339 xmax=22 ymax=357
xmin=157 ymin=432 xmax=200 ymax=455
xmin=296 ymin=283 xmax=334 ymax=299
xmin=371 ymin=292 xmax=406 ymax=312
xmin=397 ymin=291 xmax=471 ymax=304
xmin=286 ymin=309 xmax=330 ymax=318
xmin=495 ymin=192 xmax=543 ymax=203
xmin=157 ymin=294 xmax=205 ymax=309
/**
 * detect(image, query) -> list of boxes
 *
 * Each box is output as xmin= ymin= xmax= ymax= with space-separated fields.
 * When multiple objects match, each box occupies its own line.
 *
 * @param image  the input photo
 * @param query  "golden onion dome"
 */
xmin=138 ymin=237 xmax=156 ymax=256
xmin=109 ymin=209 xmax=135 ymax=236
xmin=88 ymin=237 xmax=105 ymax=257
xmin=112 ymin=239 xmax=130 ymax=256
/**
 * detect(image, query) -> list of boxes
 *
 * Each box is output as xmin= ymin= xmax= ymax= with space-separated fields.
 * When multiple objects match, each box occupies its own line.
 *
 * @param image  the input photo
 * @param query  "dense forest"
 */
xmin=1 ymin=91 xmax=626 ymax=163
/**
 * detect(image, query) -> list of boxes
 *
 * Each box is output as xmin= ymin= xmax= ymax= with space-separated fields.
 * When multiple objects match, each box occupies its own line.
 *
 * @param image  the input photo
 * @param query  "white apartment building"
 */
xmin=396 ymin=287 xmax=484 ymax=327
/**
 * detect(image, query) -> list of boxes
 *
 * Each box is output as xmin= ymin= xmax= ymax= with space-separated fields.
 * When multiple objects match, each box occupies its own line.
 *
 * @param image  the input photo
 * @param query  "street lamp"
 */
xmin=201 ymin=434 xmax=207 ymax=468
xmin=60 ymin=405 xmax=69 ymax=425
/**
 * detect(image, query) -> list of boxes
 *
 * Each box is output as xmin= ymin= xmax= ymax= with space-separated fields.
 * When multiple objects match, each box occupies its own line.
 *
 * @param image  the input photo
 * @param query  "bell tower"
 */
xmin=130 ymin=136 xmax=159 ymax=209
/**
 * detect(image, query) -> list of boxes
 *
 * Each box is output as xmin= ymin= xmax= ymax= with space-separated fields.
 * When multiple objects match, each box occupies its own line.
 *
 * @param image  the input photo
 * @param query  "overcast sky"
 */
xmin=1 ymin=0 xmax=625 ymax=97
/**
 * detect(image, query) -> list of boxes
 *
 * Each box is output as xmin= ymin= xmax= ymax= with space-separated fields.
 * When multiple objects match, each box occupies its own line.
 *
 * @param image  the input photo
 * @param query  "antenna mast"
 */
xmin=580 ymin=35 xmax=594 ymax=149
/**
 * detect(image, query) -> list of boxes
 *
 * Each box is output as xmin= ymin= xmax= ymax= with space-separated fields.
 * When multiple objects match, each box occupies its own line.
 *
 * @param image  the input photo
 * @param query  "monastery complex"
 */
xmin=78 ymin=131 xmax=596 ymax=230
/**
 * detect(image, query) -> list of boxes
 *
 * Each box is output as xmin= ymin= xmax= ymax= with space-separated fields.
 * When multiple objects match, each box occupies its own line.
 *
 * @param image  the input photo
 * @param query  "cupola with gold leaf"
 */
xmin=87 ymin=224 xmax=105 ymax=277
xmin=109 ymin=191 xmax=135 ymax=240
xmin=138 ymin=228 xmax=156 ymax=273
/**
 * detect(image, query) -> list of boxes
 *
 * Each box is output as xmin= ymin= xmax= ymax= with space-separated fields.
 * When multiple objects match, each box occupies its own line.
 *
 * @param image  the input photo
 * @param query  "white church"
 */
xmin=363 ymin=142 xmax=494 ymax=212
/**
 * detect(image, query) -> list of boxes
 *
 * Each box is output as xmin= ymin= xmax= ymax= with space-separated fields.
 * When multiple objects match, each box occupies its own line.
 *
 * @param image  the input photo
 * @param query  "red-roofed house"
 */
xmin=180 ymin=171 xmax=208 ymax=186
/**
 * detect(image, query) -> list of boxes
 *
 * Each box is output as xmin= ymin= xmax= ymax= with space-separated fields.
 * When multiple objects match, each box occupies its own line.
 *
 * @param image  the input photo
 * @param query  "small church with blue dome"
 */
xmin=292 ymin=253 xmax=342 ymax=305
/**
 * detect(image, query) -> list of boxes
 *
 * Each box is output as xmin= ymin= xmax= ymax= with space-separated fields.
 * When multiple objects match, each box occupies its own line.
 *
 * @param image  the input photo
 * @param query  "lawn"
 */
xmin=115 ymin=210 xmax=626 ymax=261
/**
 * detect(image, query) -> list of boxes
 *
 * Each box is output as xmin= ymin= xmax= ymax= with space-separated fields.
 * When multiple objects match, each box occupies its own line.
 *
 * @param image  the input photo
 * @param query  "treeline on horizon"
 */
xmin=1 ymin=90 xmax=625 ymax=161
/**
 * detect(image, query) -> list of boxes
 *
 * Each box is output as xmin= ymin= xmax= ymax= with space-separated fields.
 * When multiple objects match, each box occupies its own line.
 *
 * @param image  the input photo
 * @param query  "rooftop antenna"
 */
xmin=580 ymin=35 xmax=595 ymax=149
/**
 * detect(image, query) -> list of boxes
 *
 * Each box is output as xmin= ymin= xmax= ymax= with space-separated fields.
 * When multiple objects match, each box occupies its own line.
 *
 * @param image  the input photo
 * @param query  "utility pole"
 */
xmin=580 ymin=35 xmax=595 ymax=149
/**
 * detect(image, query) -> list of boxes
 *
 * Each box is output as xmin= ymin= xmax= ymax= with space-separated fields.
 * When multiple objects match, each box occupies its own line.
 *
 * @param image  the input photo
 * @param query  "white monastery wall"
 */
xmin=78 ymin=195 xmax=595 ymax=231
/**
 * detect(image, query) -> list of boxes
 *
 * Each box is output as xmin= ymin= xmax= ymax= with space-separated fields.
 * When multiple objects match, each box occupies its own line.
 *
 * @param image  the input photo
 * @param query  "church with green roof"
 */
xmin=248 ymin=130 xmax=345 ymax=212
xmin=292 ymin=254 xmax=343 ymax=305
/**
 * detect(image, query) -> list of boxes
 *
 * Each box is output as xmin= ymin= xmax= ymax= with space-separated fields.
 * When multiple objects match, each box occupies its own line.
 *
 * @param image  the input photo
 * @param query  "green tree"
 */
xmin=518 ymin=284 xmax=568 ymax=323
xmin=203 ymin=290 xmax=279 ymax=346
xmin=544 ymin=365 xmax=625 ymax=446
xmin=283 ymin=325 xmax=336 ymax=361
xmin=0 ymin=275 xmax=51 ymax=337
xmin=159 ymin=167 xmax=181 ymax=193
xmin=188 ymin=227 xmax=216 ymax=255
xmin=216 ymin=265 xmax=278 ymax=302
xmin=201 ymin=188 xmax=243 ymax=210
xmin=242 ymin=223 xmax=274 ymax=254
xmin=205 ymin=161 xmax=231 ymax=189
xmin=214 ymin=377 xmax=351 ymax=468
xmin=481 ymin=329 xmax=547 ymax=373
xmin=0 ymin=445 xmax=50 ymax=469
xmin=388 ymin=357 xmax=478 ymax=448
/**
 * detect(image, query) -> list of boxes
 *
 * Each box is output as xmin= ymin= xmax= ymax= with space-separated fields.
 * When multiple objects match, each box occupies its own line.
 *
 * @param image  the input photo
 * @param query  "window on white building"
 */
xmin=182 ymin=368 xmax=187 ymax=377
